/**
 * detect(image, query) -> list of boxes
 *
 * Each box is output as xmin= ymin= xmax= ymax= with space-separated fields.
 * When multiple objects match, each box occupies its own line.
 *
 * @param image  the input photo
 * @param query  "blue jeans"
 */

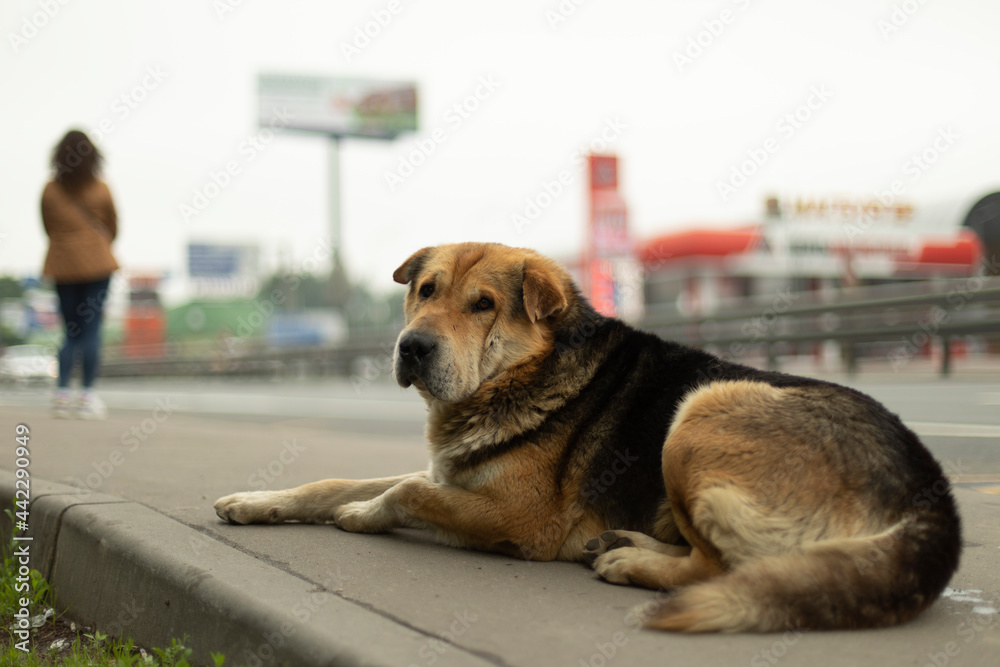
xmin=55 ymin=277 xmax=111 ymax=389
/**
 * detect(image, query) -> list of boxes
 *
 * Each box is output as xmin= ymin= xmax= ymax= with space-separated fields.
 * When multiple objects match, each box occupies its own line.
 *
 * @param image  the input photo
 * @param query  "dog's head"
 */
xmin=392 ymin=242 xmax=571 ymax=403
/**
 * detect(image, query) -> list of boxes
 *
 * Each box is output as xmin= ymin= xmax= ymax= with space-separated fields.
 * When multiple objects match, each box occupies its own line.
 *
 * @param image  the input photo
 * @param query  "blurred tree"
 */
xmin=255 ymin=263 xmax=353 ymax=310
xmin=255 ymin=268 xmax=404 ymax=332
xmin=327 ymin=256 xmax=351 ymax=307
xmin=0 ymin=327 xmax=25 ymax=346
xmin=257 ymin=273 xmax=335 ymax=310
xmin=0 ymin=277 xmax=26 ymax=346
xmin=345 ymin=284 xmax=404 ymax=331
xmin=0 ymin=276 xmax=24 ymax=299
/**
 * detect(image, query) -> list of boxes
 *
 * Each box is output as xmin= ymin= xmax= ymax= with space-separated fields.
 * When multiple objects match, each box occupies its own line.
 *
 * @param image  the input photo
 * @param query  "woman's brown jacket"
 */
xmin=41 ymin=179 xmax=119 ymax=284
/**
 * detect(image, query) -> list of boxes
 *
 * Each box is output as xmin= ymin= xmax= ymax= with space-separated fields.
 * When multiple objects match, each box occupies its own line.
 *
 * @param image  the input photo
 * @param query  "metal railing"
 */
xmin=101 ymin=277 xmax=1000 ymax=379
xmin=638 ymin=276 xmax=1000 ymax=376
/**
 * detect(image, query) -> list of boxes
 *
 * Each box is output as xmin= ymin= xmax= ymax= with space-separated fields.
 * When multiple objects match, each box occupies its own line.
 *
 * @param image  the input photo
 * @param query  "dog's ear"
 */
xmin=522 ymin=258 xmax=568 ymax=323
xmin=393 ymin=247 xmax=434 ymax=285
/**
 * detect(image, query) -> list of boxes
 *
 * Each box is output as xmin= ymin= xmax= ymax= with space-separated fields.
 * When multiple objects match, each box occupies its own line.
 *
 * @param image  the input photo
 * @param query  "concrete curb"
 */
xmin=1 ymin=471 xmax=497 ymax=667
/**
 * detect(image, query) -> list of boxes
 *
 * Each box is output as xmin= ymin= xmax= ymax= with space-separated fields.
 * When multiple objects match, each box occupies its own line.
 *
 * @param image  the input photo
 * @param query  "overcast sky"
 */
xmin=2 ymin=0 xmax=999 ymax=303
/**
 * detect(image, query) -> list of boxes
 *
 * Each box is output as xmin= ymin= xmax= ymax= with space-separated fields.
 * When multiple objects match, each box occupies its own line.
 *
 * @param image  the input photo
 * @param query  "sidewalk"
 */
xmin=2 ymin=399 xmax=999 ymax=666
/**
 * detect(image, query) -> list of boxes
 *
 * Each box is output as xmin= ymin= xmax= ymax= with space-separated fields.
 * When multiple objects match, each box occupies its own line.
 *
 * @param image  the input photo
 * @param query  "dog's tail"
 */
xmin=643 ymin=507 xmax=961 ymax=632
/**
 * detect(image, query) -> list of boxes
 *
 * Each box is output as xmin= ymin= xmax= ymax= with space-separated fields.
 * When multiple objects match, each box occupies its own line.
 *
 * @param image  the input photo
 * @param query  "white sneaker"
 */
xmin=52 ymin=389 xmax=73 ymax=419
xmin=76 ymin=391 xmax=108 ymax=420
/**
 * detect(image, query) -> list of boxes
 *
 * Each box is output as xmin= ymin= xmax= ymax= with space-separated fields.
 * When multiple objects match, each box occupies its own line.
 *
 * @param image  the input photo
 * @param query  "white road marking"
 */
xmin=907 ymin=422 xmax=1000 ymax=438
xmin=96 ymin=390 xmax=428 ymax=422
xmin=978 ymin=392 xmax=1000 ymax=405
xmin=942 ymin=589 xmax=999 ymax=615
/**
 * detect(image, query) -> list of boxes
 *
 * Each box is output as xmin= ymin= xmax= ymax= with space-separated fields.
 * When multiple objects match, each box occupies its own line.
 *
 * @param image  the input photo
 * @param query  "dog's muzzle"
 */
xmin=394 ymin=330 xmax=438 ymax=388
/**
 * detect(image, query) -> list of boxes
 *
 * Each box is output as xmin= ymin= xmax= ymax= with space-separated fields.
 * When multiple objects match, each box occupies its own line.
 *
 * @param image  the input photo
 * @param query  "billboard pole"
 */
xmin=328 ymin=134 xmax=341 ymax=273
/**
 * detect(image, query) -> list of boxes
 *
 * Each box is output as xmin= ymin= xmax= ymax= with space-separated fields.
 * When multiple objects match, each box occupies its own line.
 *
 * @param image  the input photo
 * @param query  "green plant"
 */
xmin=150 ymin=636 xmax=193 ymax=667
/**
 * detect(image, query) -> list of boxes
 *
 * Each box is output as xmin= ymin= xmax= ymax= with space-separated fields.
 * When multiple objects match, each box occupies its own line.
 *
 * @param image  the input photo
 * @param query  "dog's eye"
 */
xmin=473 ymin=296 xmax=494 ymax=312
xmin=418 ymin=283 xmax=435 ymax=299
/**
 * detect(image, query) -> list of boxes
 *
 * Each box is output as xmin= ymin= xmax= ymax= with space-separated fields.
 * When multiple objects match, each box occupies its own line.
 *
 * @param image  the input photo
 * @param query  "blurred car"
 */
xmin=0 ymin=344 xmax=58 ymax=383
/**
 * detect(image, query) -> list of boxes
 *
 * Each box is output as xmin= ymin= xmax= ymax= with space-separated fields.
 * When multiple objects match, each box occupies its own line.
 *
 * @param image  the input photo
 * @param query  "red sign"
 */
xmin=589 ymin=155 xmax=618 ymax=190
xmin=585 ymin=155 xmax=634 ymax=317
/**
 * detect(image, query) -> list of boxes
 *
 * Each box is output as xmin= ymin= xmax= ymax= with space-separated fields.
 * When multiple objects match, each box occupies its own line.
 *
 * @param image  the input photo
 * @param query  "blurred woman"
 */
xmin=41 ymin=129 xmax=119 ymax=419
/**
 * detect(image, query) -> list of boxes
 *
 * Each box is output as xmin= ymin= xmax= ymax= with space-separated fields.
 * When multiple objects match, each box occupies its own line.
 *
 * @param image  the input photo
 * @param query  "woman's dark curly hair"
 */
xmin=51 ymin=129 xmax=103 ymax=189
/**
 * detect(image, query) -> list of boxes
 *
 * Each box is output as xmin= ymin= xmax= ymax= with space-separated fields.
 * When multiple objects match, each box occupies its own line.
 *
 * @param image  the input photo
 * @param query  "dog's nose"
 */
xmin=398 ymin=331 xmax=437 ymax=364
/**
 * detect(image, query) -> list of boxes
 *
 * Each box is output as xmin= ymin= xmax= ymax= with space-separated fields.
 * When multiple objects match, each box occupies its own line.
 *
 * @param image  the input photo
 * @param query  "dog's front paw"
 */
xmin=333 ymin=498 xmax=396 ymax=533
xmin=214 ymin=491 xmax=288 ymax=525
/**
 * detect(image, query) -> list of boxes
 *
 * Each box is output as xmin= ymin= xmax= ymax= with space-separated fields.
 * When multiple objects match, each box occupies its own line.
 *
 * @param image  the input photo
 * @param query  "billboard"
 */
xmin=259 ymin=73 xmax=418 ymax=139
xmin=188 ymin=243 xmax=258 ymax=278
xmin=188 ymin=243 xmax=260 ymax=298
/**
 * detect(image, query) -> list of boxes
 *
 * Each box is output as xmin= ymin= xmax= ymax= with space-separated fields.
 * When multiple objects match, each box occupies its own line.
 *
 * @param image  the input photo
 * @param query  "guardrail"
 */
xmin=102 ymin=336 xmax=398 ymax=379
xmin=638 ymin=276 xmax=1000 ymax=376
xmin=101 ymin=277 xmax=1000 ymax=379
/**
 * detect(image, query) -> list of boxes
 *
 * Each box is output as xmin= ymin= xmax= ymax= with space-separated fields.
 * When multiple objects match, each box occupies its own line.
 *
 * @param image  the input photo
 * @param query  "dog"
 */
xmin=214 ymin=242 xmax=962 ymax=633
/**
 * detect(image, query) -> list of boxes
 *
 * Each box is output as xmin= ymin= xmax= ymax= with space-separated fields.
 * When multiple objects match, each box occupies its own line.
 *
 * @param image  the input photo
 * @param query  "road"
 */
xmin=4 ymin=372 xmax=1000 ymax=487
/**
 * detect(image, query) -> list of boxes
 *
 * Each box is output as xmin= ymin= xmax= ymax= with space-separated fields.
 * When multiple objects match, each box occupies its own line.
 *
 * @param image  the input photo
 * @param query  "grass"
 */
xmin=1 ymin=509 xmax=229 ymax=667
xmin=0 ymin=634 xmax=217 ymax=667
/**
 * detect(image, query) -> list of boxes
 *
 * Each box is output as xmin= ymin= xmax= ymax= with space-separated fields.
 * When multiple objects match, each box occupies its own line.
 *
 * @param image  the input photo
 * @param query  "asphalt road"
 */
xmin=4 ymin=372 xmax=999 ymax=485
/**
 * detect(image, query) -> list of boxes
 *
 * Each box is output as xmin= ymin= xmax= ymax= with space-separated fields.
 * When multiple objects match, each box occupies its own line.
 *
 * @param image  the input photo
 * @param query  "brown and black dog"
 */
xmin=214 ymin=242 xmax=961 ymax=633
